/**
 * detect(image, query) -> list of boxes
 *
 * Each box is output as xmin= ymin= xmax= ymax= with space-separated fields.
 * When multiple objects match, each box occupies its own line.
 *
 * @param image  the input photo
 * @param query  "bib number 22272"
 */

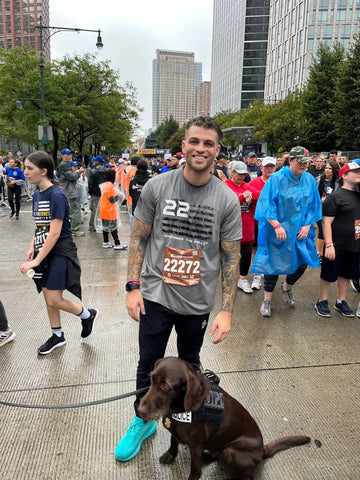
xmin=162 ymin=246 xmax=201 ymax=286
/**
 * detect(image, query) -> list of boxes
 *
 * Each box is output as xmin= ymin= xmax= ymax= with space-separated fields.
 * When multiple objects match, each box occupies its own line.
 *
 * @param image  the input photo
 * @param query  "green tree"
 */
xmin=335 ymin=34 xmax=360 ymax=150
xmin=0 ymin=47 xmax=141 ymax=160
xmin=153 ymin=116 xmax=179 ymax=147
xmin=166 ymin=125 xmax=186 ymax=154
xmin=299 ymin=43 xmax=345 ymax=151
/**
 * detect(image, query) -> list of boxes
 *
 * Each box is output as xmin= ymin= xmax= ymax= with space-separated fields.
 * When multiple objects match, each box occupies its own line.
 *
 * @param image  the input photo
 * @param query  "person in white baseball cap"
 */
xmin=248 ymin=157 xmax=277 ymax=290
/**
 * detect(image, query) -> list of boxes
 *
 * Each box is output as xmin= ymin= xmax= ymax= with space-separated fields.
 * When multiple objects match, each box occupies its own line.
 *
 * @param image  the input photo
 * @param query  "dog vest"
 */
xmin=162 ymin=381 xmax=224 ymax=434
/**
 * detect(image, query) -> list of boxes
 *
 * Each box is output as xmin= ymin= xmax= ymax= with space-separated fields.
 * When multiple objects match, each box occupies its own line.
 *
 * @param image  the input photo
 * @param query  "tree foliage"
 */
xmin=334 ymin=34 xmax=360 ymax=150
xmin=153 ymin=116 xmax=179 ymax=148
xmin=299 ymin=43 xmax=345 ymax=151
xmin=0 ymin=46 xmax=141 ymax=160
xmin=166 ymin=125 xmax=186 ymax=154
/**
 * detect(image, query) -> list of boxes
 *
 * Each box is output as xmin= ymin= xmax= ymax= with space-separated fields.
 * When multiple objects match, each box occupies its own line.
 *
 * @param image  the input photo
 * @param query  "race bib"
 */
xmin=162 ymin=246 xmax=201 ymax=286
xmin=355 ymin=219 xmax=360 ymax=240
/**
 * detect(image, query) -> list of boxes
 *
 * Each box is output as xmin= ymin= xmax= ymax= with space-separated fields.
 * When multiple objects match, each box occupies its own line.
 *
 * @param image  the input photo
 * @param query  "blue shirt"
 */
xmin=32 ymin=185 xmax=72 ymax=253
xmin=251 ymin=167 xmax=322 ymax=275
xmin=6 ymin=167 xmax=25 ymax=188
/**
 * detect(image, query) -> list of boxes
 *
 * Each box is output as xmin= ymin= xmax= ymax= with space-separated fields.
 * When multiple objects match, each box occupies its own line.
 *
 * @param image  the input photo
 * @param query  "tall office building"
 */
xmin=211 ymin=0 xmax=270 ymax=115
xmin=195 ymin=81 xmax=211 ymax=117
xmin=152 ymin=49 xmax=200 ymax=129
xmin=0 ymin=0 xmax=50 ymax=61
xmin=265 ymin=0 xmax=360 ymax=103
xmin=211 ymin=0 xmax=359 ymax=115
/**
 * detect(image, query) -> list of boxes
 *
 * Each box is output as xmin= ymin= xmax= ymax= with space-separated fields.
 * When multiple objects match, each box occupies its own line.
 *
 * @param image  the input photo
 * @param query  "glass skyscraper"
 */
xmin=211 ymin=0 xmax=270 ymax=114
xmin=211 ymin=0 xmax=359 ymax=114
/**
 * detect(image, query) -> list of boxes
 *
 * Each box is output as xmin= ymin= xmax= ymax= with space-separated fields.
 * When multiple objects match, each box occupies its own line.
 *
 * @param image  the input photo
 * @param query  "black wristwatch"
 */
xmin=125 ymin=281 xmax=140 ymax=292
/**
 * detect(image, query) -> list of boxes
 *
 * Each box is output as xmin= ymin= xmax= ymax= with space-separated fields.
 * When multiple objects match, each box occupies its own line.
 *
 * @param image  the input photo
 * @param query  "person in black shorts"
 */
xmin=19 ymin=151 xmax=99 ymax=354
xmin=315 ymin=162 xmax=360 ymax=317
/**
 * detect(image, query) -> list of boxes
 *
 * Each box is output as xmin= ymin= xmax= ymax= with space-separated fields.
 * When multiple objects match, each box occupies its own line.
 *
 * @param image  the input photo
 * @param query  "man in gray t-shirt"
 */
xmin=115 ymin=116 xmax=242 ymax=463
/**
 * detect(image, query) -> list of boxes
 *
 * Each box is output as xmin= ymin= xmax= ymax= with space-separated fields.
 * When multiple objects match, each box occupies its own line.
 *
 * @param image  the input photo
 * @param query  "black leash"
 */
xmin=0 ymin=386 xmax=149 ymax=410
xmin=0 ymin=367 xmax=220 ymax=410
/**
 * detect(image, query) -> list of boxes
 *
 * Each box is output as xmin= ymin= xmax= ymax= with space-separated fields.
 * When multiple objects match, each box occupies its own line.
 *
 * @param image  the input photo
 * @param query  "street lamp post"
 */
xmin=35 ymin=16 xmax=103 ymax=153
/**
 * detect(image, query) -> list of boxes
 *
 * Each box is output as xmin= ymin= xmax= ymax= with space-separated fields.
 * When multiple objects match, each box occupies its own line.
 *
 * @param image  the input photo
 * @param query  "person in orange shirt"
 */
xmin=116 ymin=161 xmax=127 ymax=186
xmin=97 ymin=169 xmax=127 ymax=250
xmin=122 ymin=157 xmax=139 ymax=230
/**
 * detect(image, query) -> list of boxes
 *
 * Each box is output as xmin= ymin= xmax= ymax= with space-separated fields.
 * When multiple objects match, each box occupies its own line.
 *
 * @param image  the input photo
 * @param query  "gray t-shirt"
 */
xmin=135 ymin=169 xmax=242 ymax=315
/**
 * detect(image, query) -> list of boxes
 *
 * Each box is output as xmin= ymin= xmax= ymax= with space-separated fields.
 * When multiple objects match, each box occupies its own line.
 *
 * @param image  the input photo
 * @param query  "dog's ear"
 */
xmin=183 ymin=367 xmax=204 ymax=412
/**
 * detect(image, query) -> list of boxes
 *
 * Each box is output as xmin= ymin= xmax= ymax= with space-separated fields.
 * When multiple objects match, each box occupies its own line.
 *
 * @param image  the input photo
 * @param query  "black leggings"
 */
xmin=103 ymin=229 xmax=120 ymax=245
xmin=264 ymin=264 xmax=308 ymax=293
xmin=240 ymin=244 xmax=253 ymax=276
xmin=8 ymin=187 xmax=21 ymax=214
xmin=134 ymin=299 xmax=209 ymax=414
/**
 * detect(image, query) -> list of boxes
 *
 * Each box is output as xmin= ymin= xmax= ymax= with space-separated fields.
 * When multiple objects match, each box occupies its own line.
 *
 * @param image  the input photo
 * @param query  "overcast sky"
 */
xmin=50 ymin=0 xmax=214 ymax=134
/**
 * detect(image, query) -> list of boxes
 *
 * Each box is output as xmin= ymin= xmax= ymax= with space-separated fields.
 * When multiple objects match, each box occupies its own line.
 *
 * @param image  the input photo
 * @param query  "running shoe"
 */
xmin=0 ymin=328 xmax=16 ymax=348
xmin=260 ymin=300 xmax=271 ymax=317
xmin=102 ymin=242 xmax=114 ymax=248
xmin=38 ymin=333 xmax=66 ymax=355
xmin=81 ymin=308 xmax=99 ymax=339
xmin=115 ymin=416 xmax=157 ymax=462
xmin=314 ymin=300 xmax=331 ymax=317
xmin=251 ymin=275 xmax=262 ymax=290
xmin=334 ymin=300 xmax=355 ymax=317
xmin=237 ymin=278 xmax=253 ymax=293
xmin=281 ymin=282 xmax=295 ymax=307
xmin=350 ymin=278 xmax=360 ymax=293
xmin=113 ymin=244 xmax=128 ymax=250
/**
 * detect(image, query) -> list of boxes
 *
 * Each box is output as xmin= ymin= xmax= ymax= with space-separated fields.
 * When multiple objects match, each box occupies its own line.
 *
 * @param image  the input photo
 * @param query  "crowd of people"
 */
xmin=0 ymin=116 xmax=359 ymax=466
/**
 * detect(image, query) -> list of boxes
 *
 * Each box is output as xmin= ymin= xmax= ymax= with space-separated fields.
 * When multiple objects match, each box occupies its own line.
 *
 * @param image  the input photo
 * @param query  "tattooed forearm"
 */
xmin=220 ymin=240 xmax=240 ymax=312
xmin=127 ymin=217 xmax=152 ymax=280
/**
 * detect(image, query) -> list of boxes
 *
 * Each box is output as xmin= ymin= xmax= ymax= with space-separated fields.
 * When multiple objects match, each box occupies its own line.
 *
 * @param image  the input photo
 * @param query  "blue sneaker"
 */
xmin=115 ymin=416 xmax=157 ymax=462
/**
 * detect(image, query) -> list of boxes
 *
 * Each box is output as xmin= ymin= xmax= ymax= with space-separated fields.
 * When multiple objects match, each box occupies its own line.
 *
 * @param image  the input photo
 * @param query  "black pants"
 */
xmin=240 ymin=244 xmax=253 ymax=276
xmin=264 ymin=264 xmax=308 ymax=293
xmin=8 ymin=187 xmax=21 ymax=215
xmin=0 ymin=301 xmax=9 ymax=331
xmin=134 ymin=299 xmax=210 ymax=415
xmin=103 ymin=230 xmax=120 ymax=245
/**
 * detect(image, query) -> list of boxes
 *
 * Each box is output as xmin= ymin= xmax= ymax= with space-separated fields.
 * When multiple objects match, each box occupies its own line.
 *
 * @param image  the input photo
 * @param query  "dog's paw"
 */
xmin=159 ymin=450 xmax=176 ymax=464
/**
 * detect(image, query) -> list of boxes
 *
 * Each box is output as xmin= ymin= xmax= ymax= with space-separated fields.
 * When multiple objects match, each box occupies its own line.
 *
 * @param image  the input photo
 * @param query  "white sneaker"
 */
xmin=237 ymin=278 xmax=253 ymax=294
xmin=113 ymin=243 xmax=128 ymax=250
xmin=0 ymin=328 xmax=16 ymax=348
xmin=251 ymin=275 xmax=262 ymax=290
xmin=102 ymin=242 xmax=114 ymax=248
xmin=356 ymin=302 xmax=360 ymax=318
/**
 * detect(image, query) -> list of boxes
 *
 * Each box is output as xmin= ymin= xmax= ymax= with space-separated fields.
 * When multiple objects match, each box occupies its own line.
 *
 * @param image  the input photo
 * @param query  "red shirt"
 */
xmin=225 ymin=179 xmax=260 ymax=244
xmin=248 ymin=175 xmax=266 ymax=192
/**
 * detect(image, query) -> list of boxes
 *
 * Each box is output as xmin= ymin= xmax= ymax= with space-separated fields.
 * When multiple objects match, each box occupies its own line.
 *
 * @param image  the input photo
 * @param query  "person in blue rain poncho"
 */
xmin=251 ymin=146 xmax=322 ymax=317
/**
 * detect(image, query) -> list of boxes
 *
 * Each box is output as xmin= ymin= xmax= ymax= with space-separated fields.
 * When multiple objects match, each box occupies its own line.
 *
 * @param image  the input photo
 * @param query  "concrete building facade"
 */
xmin=152 ymin=49 xmax=201 ymax=129
xmin=0 ymin=0 xmax=50 ymax=61
xmin=195 ymin=81 xmax=211 ymax=117
xmin=265 ymin=0 xmax=360 ymax=103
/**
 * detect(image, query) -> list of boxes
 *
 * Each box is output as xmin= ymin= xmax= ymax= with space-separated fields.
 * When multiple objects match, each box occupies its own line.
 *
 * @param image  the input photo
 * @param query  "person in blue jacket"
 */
xmin=252 ymin=146 xmax=322 ymax=317
xmin=6 ymin=157 xmax=25 ymax=219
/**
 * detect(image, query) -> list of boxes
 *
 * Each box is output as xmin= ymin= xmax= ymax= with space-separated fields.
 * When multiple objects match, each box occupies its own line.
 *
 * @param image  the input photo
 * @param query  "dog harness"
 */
xmin=162 ymin=373 xmax=224 ymax=434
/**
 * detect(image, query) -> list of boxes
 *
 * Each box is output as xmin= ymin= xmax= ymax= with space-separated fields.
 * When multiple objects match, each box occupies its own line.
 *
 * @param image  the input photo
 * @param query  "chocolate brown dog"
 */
xmin=138 ymin=356 xmax=310 ymax=480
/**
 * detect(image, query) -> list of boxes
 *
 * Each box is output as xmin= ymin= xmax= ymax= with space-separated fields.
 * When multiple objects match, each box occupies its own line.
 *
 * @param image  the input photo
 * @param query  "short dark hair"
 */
xmin=105 ymin=169 xmax=116 ymax=183
xmin=131 ymin=156 xmax=140 ymax=166
xmin=185 ymin=116 xmax=223 ymax=143
xmin=329 ymin=149 xmax=338 ymax=155
xmin=136 ymin=159 xmax=148 ymax=172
